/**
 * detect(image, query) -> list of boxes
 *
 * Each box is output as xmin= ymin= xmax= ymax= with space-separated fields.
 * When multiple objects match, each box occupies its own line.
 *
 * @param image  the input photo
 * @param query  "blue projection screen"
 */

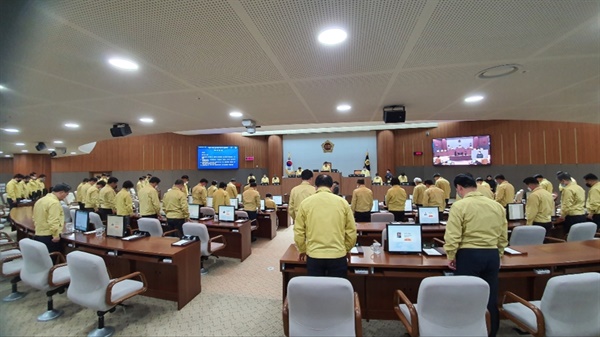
xmin=197 ymin=146 xmax=239 ymax=170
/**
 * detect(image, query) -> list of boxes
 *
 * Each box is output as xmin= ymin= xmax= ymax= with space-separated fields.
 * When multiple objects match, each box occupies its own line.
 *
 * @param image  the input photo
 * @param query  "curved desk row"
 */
xmin=10 ymin=207 xmax=201 ymax=310
xmin=280 ymin=241 xmax=600 ymax=320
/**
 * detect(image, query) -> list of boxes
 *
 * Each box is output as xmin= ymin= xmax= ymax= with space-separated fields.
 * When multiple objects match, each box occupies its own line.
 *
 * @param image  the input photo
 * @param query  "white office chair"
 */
xmin=19 ymin=238 xmax=70 ymax=321
xmin=509 ymin=226 xmax=546 ymax=246
xmin=1 ymin=248 xmax=26 ymax=302
xmin=566 ymin=222 xmax=597 ymax=241
xmin=501 ymin=272 xmax=600 ymax=337
xmin=182 ymin=222 xmax=226 ymax=274
xmin=283 ymin=276 xmax=362 ymax=337
xmin=137 ymin=218 xmax=178 ymax=237
xmin=89 ymin=212 xmax=104 ymax=230
xmin=62 ymin=205 xmax=72 ymax=223
xmin=371 ymin=212 xmax=394 ymax=223
xmin=235 ymin=210 xmax=258 ymax=231
xmin=395 ymin=275 xmax=490 ymax=336
xmin=200 ymin=207 xmax=215 ymax=217
xmin=70 ymin=209 xmax=77 ymax=224
xmin=65 ymin=192 xmax=76 ymax=205
xmin=67 ymin=250 xmax=147 ymax=337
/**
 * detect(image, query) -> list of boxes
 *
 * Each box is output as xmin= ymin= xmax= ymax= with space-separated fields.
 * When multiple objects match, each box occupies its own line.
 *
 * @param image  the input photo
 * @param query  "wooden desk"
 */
xmin=10 ymin=207 xmax=201 ymax=310
xmin=257 ymin=211 xmax=278 ymax=239
xmin=277 ymin=205 xmax=290 ymax=228
xmin=256 ymin=185 xmax=282 ymax=197
xmin=198 ymin=219 xmax=252 ymax=262
xmin=280 ymin=240 xmax=600 ymax=320
xmin=341 ymin=177 xmax=372 ymax=197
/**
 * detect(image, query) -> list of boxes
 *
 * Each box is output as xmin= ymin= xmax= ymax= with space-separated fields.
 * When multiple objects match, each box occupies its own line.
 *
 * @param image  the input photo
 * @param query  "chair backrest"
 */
xmin=235 ymin=210 xmax=249 ymax=219
xmin=89 ymin=212 xmax=104 ymax=229
xmin=287 ymin=276 xmax=356 ymax=336
xmin=63 ymin=205 xmax=72 ymax=223
xmin=137 ymin=218 xmax=163 ymax=237
xmin=566 ymin=222 xmax=597 ymax=242
xmin=1 ymin=193 xmax=8 ymax=205
xmin=65 ymin=192 xmax=76 ymax=205
xmin=416 ymin=276 xmax=489 ymax=336
xmin=371 ymin=212 xmax=394 ymax=223
xmin=66 ymin=250 xmax=112 ymax=311
xmin=201 ymin=207 xmax=215 ymax=216
xmin=19 ymin=238 xmax=54 ymax=290
xmin=182 ymin=222 xmax=210 ymax=256
xmin=509 ymin=226 xmax=546 ymax=246
xmin=540 ymin=272 xmax=600 ymax=336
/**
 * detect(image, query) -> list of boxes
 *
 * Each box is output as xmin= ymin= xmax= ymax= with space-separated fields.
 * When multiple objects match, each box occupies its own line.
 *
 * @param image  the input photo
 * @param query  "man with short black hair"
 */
xmin=583 ymin=173 xmax=600 ymax=230
xmin=192 ymin=178 xmax=208 ymax=206
xmin=98 ymin=177 xmax=119 ymax=221
xmin=433 ymin=173 xmax=451 ymax=203
xmin=351 ymin=178 xmax=373 ymax=222
xmin=163 ymin=179 xmax=189 ymax=235
xmin=212 ymin=182 xmax=229 ymax=214
xmin=294 ymin=174 xmax=356 ymax=278
xmin=332 ymin=181 xmax=340 ymax=196
xmin=476 ymin=177 xmax=494 ymax=199
xmin=522 ymin=177 xmax=554 ymax=231
xmin=423 ymin=179 xmax=446 ymax=212
xmin=226 ymin=179 xmax=238 ymax=200
xmin=494 ymin=174 xmax=515 ymax=207
xmin=557 ymin=172 xmax=586 ymax=234
xmin=444 ymin=174 xmax=507 ymax=337
xmin=181 ymin=175 xmax=190 ymax=196
xmin=242 ymin=182 xmax=260 ymax=222
xmin=207 ymin=180 xmax=218 ymax=197
xmin=244 ymin=178 xmax=256 ymax=192
xmin=265 ymin=193 xmax=277 ymax=209
xmin=84 ymin=180 xmax=105 ymax=212
xmin=385 ymin=178 xmax=407 ymax=221
xmin=533 ymin=174 xmax=553 ymax=194
xmin=139 ymin=177 xmax=162 ymax=219
xmin=76 ymin=178 xmax=90 ymax=209
xmin=289 ymin=170 xmax=315 ymax=221
xmin=115 ymin=180 xmax=135 ymax=216
xmin=33 ymin=183 xmax=72 ymax=253
xmin=6 ymin=174 xmax=24 ymax=208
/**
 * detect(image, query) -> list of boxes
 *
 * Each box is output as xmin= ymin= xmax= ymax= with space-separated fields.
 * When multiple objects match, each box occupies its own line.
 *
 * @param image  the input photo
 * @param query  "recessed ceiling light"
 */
xmin=229 ymin=111 xmax=243 ymax=118
xmin=64 ymin=123 xmax=80 ymax=128
xmin=139 ymin=117 xmax=154 ymax=123
xmin=0 ymin=85 xmax=7 ymax=90
xmin=336 ymin=104 xmax=352 ymax=112
xmin=47 ymin=148 xmax=55 ymax=151
xmin=464 ymin=95 xmax=485 ymax=103
xmin=5 ymin=155 xmax=11 ymax=157
xmin=21 ymin=150 xmax=28 ymax=153
xmin=318 ymin=28 xmax=347 ymax=45
xmin=15 ymin=142 xmax=25 ymax=146
xmin=2 ymin=128 xmax=19 ymax=133
xmin=70 ymin=152 xmax=77 ymax=155
xmin=108 ymin=57 xmax=139 ymax=71
xmin=477 ymin=64 xmax=521 ymax=79
xmin=53 ymin=140 xmax=63 ymax=144
xmin=0 ymin=151 xmax=3 ymax=154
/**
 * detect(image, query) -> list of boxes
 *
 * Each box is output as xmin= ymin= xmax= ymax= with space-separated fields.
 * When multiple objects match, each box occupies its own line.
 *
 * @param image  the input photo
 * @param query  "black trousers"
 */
xmin=166 ymin=218 xmax=185 ymax=237
xmin=354 ymin=211 xmax=371 ymax=223
xmin=33 ymin=235 xmax=60 ymax=254
xmin=83 ymin=208 xmax=95 ymax=213
xmin=98 ymin=208 xmax=112 ymax=222
xmin=455 ymin=248 xmax=500 ymax=337
xmin=592 ymin=214 xmax=600 ymax=232
xmin=245 ymin=210 xmax=258 ymax=221
xmin=306 ymin=256 xmax=348 ymax=278
xmin=532 ymin=221 xmax=552 ymax=232
xmin=141 ymin=214 xmax=158 ymax=219
xmin=564 ymin=214 xmax=587 ymax=234
xmin=389 ymin=210 xmax=405 ymax=222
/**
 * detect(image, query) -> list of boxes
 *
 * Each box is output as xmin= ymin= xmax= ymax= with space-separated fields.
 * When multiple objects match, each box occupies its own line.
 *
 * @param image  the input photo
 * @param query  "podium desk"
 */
xmin=256 ymin=184 xmax=282 ymax=197
xmin=277 ymin=205 xmax=290 ymax=228
xmin=280 ymin=240 xmax=600 ymax=320
xmin=257 ymin=210 xmax=278 ymax=239
xmin=197 ymin=219 xmax=252 ymax=262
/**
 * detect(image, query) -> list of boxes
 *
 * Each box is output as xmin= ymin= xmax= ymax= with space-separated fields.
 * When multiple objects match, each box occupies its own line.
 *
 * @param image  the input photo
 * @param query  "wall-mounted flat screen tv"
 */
xmin=197 ymin=146 xmax=239 ymax=170
xmin=432 ymin=135 xmax=491 ymax=166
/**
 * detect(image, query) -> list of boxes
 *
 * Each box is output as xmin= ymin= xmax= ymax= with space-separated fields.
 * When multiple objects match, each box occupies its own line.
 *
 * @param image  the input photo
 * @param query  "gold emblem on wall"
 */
xmin=321 ymin=140 xmax=334 ymax=153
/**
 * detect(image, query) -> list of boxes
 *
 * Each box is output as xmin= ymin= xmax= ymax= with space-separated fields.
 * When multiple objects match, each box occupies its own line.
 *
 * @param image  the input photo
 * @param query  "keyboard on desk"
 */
xmin=122 ymin=234 xmax=146 ymax=241
xmin=171 ymin=239 xmax=195 ymax=247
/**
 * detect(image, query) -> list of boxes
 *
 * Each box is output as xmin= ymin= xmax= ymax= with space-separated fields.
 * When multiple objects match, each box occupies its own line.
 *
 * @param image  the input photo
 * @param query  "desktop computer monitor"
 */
xmin=237 ymin=194 xmax=243 ymax=204
xmin=106 ymin=215 xmax=128 ymax=238
xmin=219 ymin=205 xmax=235 ymax=222
xmin=273 ymin=195 xmax=283 ymax=205
xmin=418 ymin=207 xmax=439 ymax=225
xmin=371 ymin=199 xmax=379 ymax=212
xmin=260 ymin=199 xmax=265 ymax=211
xmin=229 ymin=198 xmax=239 ymax=208
xmin=386 ymin=223 xmax=422 ymax=254
xmin=206 ymin=197 xmax=213 ymax=208
xmin=74 ymin=210 xmax=89 ymax=232
xmin=404 ymin=199 xmax=413 ymax=212
xmin=188 ymin=204 xmax=200 ymax=220
xmin=507 ymin=203 xmax=525 ymax=220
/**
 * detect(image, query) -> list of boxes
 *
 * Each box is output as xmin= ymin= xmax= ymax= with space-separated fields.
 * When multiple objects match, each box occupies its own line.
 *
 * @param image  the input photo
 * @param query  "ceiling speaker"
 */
xmin=383 ymin=105 xmax=406 ymax=123
xmin=49 ymin=151 xmax=57 ymax=157
xmin=110 ymin=123 xmax=132 ymax=137
xmin=35 ymin=142 xmax=47 ymax=151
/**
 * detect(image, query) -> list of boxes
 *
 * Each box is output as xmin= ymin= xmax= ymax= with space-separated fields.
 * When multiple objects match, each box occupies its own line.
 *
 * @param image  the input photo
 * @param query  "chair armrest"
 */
xmin=354 ymin=292 xmax=363 ymax=337
xmin=162 ymin=229 xmax=180 ymax=237
xmin=282 ymin=296 xmax=289 ymax=337
xmin=433 ymin=237 xmax=445 ymax=246
xmin=208 ymin=235 xmax=227 ymax=254
xmin=48 ymin=263 xmax=69 ymax=287
xmin=500 ymin=291 xmax=545 ymax=337
xmin=106 ymin=271 xmax=148 ymax=306
xmin=0 ymin=241 xmax=19 ymax=251
xmin=393 ymin=289 xmax=419 ymax=337
xmin=0 ymin=232 xmax=13 ymax=241
xmin=595 ymin=232 xmax=600 ymax=238
xmin=49 ymin=251 xmax=66 ymax=264
xmin=544 ymin=236 xmax=565 ymax=243
xmin=0 ymin=253 xmax=22 ymax=277
xmin=486 ymin=310 xmax=491 ymax=336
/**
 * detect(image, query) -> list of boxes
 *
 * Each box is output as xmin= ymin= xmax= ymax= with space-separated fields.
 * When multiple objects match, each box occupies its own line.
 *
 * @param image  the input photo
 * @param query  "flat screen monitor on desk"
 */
xmin=229 ymin=198 xmax=239 ymax=208
xmin=404 ymin=199 xmax=413 ymax=212
xmin=386 ymin=223 xmax=422 ymax=254
xmin=418 ymin=207 xmax=439 ymax=225
xmin=74 ymin=210 xmax=89 ymax=232
xmin=206 ymin=197 xmax=213 ymax=208
xmin=273 ymin=195 xmax=283 ymax=206
xmin=188 ymin=204 xmax=200 ymax=220
xmin=371 ymin=199 xmax=379 ymax=212
xmin=219 ymin=205 xmax=236 ymax=222
xmin=507 ymin=203 xmax=525 ymax=220
xmin=260 ymin=199 xmax=265 ymax=211
xmin=106 ymin=215 xmax=128 ymax=238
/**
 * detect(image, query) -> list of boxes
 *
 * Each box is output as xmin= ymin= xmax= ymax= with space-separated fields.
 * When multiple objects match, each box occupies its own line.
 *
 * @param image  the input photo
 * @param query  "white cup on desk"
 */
xmin=95 ymin=227 xmax=104 ymax=237
xmin=371 ymin=242 xmax=382 ymax=255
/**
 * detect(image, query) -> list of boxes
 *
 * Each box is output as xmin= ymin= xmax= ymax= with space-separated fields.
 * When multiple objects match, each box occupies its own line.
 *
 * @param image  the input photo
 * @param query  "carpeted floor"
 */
xmin=0 ymin=224 xmax=523 ymax=336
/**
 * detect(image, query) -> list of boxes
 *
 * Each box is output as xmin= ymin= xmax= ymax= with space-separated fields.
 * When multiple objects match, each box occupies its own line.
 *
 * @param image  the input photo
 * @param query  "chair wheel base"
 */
xmin=88 ymin=326 xmax=115 ymax=337
xmin=3 ymin=291 xmax=26 ymax=302
xmin=37 ymin=309 xmax=64 ymax=321
xmin=201 ymin=267 xmax=208 ymax=275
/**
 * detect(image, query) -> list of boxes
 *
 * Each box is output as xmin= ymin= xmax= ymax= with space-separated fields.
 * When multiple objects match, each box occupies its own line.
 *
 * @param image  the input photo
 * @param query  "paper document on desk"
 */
xmin=504 ymin=247 xmax=523 ymax=255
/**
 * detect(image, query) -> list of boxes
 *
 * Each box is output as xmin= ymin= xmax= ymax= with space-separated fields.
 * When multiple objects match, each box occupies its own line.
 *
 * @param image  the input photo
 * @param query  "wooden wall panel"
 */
xmin=560 ymin=127 xmax=577 ymax=164
xmin=12 ymin=154 xmax=52 ymax=186
xmin=267 ymin=135 xmax=283 ymax=177
xmin=577 ymin=124 xmax=600 ymax=164
xmin=376 ymin=130 xmax=395 ymax=174
xmin=544 ymin=129 xmax=561 ymax=164
xmin=0 ymin=158 xmax=14 ymax=174
xmin=529 ymin=131 xmax=545 ymax=165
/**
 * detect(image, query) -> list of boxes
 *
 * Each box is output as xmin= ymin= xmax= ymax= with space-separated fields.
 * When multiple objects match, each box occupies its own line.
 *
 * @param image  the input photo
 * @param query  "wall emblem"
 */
xmin=321 ymin=140 xmax=334 ymax=153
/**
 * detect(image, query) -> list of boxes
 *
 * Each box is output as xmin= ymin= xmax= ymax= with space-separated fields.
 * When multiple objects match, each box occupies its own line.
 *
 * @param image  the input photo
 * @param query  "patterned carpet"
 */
xmin=0 ymin=225 xmax=522 ymax=336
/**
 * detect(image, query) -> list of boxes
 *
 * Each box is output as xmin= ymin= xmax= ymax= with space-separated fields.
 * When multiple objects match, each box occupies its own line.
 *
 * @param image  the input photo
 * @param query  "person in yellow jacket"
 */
xmin=533 ymin=174 xmax=553 ymax=194
xmin=476 ymin=177 xmax=494 ymax=199
xmin=181 ymin=175 xmax=190 ymax=196
xmin=557 ymin=172 xmax=586 ymax=234
xmin=423 ymin=180 xmax=446 ymax=212
xmin=289 ymin=170 xmax=315 ymax=221
xmin=265 ymin=193 xmax=277 ymax=209
xmin=260 ymin=174 xmax=270 ymax=185
xmin=84 ymin=180 xmax=105 ymax=212
xmin=6 ymin=174 xmax=24 ymax=207
xmin=226 ymin=179 xmax=238 ymax=200
xmin=272 ymin=176 xmax=280 ymax=185
xmin=433 ymin=173 xmax=451 ymax=203
xmin=583 ymin=173 xmax=600 ymax=230
xmin=398 ymin=173 xmax=408 ymax=183
xmin=522 ymin=177 xmax=554 ymax=231
xmin=76 ymin=178 xmax=89 ymax=209
xmin=385 ymin=178 xmax=407 ymax=221
xmin=162 ymin=179 xmax=189 ymax=235
xmin=98 ymin=177 xmax=119 ymax=221
xmin=372 ymin=173 xmax=383 ymax=185
xmin=494 ymin=174 xmax=515 ymax=207
xmin=207 ymin=181 xmax=218 ymax=197
xmin=191 ymin=178 xmax=208 ymax=206
xmin=412 ymin=178 xmax=427 ymax=207
xmin=351 ymin=179 xmax=373 ymax=222
xmin=32 ymin=183 xmax=72 ymax=253
xmin=242 ymin=182 xmax=261 ymax=223
xmin=115 ymin=181 xmax=135 ymax=216
xmin=138 ymin=177 xmax=162 ymax=219
xmin=212 ymin=182 xmax=230 ymax=215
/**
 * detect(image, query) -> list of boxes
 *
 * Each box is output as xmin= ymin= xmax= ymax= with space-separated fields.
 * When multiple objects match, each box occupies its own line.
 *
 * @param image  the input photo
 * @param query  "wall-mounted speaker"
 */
xmin=110 ymin=123 xmax=132 ymax=137
xmin=383 ymin=105 xmax=406 ymax=123
xmin=50 ymin=151 xmax=57 ymax=157
xmin=35 ymin=142 xmax=47 ymax=151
